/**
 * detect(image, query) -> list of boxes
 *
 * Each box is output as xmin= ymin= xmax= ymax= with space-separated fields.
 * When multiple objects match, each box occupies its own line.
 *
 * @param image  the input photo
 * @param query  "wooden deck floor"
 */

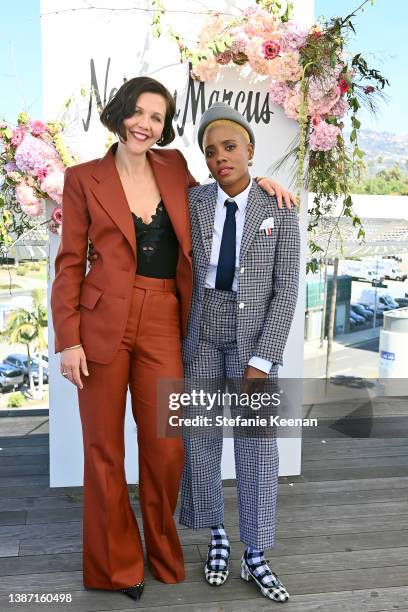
xmin=0 ymin=413 xmax=407 ymax=611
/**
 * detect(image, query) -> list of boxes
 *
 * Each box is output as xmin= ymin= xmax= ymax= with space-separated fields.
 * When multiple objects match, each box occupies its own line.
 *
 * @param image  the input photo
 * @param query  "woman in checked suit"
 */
xmin=51 ymin=76 xmax=295 ymax=602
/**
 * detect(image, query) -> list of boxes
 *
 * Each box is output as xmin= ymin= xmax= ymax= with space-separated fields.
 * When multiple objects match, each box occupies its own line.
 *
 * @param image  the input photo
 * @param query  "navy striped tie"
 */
xmin=215 ymin=199 xmax=238 ymax=291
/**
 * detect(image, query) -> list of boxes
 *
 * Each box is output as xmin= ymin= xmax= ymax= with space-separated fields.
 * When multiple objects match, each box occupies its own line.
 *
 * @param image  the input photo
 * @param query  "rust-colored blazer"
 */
xmin=51 ymin=143 xmax=197 ymax=365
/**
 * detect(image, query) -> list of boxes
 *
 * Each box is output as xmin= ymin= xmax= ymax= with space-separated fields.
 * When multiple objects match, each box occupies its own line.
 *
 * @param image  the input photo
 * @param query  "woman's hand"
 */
xmin=256 ymin=177 xmax=298 ymax=210
xmin=60 ymin=346 xmax=89 ymax=389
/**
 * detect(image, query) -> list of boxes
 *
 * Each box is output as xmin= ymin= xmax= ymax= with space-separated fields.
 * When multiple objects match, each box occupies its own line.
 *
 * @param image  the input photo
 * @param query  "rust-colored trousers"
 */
xmin=77 ymin=275 xmax=185 ymax=590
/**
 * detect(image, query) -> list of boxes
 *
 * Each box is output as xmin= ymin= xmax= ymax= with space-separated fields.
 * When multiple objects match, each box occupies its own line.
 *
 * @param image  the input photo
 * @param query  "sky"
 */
xmin=0 ymin=0 xmax=407 ymax=135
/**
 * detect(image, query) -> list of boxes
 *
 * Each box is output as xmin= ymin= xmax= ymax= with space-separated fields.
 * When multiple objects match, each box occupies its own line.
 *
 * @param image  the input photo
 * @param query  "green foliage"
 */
xmin=350 ymin=164 xmax=408 ymax=195
xmin=7 ymin=392 xmax=25 ymax=408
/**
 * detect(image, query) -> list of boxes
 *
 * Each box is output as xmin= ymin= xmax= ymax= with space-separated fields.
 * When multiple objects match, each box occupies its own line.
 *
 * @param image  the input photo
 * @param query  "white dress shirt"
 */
xmin=205 ymin=180 xmax=273 ymax=375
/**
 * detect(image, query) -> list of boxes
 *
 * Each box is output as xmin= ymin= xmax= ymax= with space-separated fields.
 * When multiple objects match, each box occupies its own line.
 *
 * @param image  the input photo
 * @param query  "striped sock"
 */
xmin=245 ymin=546 xmax=279 ymax=588
xmin=208 ymin=524 xmax=230 ymax=570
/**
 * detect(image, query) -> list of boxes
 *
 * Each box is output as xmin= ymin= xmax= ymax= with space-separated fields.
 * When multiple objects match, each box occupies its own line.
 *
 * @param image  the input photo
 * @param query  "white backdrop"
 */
xmin=42 ymin=0 xmax=313 ymax=486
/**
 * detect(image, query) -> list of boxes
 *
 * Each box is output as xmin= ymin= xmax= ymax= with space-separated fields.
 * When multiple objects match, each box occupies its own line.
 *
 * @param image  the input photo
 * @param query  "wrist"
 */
xmin=62 ymin=343 xmax=82 ymax=352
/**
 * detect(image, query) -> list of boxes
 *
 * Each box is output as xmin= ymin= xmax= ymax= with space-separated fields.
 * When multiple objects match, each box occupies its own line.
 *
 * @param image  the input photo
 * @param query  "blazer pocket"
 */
xmin=79 ymin=284 xmax=103 ymax=310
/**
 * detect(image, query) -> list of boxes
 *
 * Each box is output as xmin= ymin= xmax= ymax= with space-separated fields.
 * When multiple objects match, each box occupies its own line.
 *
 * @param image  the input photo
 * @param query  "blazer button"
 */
xmin=238 ymin=302 xmax=245 ymax=310
xmin=240 ymin=266 xmax=245 ymax=274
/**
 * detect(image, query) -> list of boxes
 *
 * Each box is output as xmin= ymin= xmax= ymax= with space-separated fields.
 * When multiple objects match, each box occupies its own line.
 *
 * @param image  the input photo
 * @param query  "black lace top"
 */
xmin=132 ymin=200 xmax=178 ymax=279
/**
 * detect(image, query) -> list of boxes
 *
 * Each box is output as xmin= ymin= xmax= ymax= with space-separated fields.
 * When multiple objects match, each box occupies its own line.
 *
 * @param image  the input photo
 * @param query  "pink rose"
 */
xmin=30 ymin=120 xmax=48 ymax=136
xmin=338 ymin=78 xmax=350 ymax=94
xmin=36 ymin=167 xmax=49 ymax=182
xmin=15 ymin=182 xmax=44 ymax=216
xmin=11 ymin=127 xmax=25 ymax=147
xmin=262 ymin=40 xmax=281 ymax=60
xmin=51 ymin=206 xmax=62 ymax=225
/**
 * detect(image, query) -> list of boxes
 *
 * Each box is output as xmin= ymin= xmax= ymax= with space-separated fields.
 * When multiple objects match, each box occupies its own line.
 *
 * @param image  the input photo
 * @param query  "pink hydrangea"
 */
xmin=280 ymin=22 xmax=308 ymax=51
xmin=274 ymin=51 xmax=302 ymax=82
xmin=283 ymin=85 xmax=303 ymax=120
xmin=11 ymin=127 xmax=25 ymax=147
xmin=243 ymin=8 xmax=278 ymax=38
xmin=15 ymin=182 xmax=44 ymax=216
xmin=308 ymin=73 xmax=338 ymax=101
xmin=5 ymin=161 xmax=17 ymax=173
xmin=14 ymin=132 xmax=62 ymax=177
xmin=30 ymin=120 xmax=48 ymax=136
xmin=243 ymin=6 xmax=259 ymax=18
xmin=308 ymin=85 xmax=341 ymax=117
xmin=40 ymin=170 xmax=64 ymax=204
xmin=310 ymin=121 xmax=340 ymax=151
xmin=230 ymin=36 xmax=247 ymax=54
xmin=268 ymin=81 xmax=290 ymax=105
xmin=329 ymin=96 xmax=349 ymax=118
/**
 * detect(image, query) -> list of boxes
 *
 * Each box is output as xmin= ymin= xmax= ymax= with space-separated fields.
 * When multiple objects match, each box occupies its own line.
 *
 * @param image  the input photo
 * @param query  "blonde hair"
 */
xmin=202 ymin=119 xmax=251 ymax=146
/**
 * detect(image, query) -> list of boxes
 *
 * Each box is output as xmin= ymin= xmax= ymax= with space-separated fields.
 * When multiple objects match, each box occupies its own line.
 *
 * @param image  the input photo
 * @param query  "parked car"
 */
xmin=351 ymin=303 xmax=374 ymax=320
xmin=357 ymin=289 xmax=398 ymax=313
xmin=33 ymin=352 xmax=49 ymax=368
xmin=0 ymin=363 xmax=24 ymax=392
xmin=349 ymin=310 xmax=366 ymax=325
xmin=3 ymin=354 xmax=49 ymax=385
xmin=383 ymin=255 xmax=402 ymax=263
xmin=382 ymin=294 xmax=400 ymax=309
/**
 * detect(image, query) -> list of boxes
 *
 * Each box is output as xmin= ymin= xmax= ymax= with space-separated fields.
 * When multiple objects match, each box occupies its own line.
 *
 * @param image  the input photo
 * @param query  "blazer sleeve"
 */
xmin=51 ymin=166 xmax=90 ymax=353
xmin=253 ymin=208 xmax=301 ymax=366
xmin=175 ymin=149 xmax=200 ymax=188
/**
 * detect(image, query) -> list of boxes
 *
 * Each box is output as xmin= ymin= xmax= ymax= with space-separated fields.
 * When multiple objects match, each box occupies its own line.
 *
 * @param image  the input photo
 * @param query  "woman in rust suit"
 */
xmin=51 ymin=76 xmax=294 ymax=602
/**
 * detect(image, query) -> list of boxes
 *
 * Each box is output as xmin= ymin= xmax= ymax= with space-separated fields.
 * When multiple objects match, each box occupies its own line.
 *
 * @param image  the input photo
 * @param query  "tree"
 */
xmin=1 ymin=289 xmax=48 ymax=398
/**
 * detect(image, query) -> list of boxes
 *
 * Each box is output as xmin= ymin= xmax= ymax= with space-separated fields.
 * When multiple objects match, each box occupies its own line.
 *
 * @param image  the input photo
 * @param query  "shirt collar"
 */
xmin=216 ymin=178 xmax=253 ymax=212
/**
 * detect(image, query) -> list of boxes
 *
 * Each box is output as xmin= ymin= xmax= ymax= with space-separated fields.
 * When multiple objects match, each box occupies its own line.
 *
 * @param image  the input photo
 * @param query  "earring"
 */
xmin=208 ymin=173 xmax=213 ymax=178
xmin=248 ymin=160 xmax=253 ymax=167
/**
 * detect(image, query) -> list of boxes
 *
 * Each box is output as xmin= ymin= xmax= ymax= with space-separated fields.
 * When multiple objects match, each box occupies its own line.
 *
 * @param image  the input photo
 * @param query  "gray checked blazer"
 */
xmin=182 ymin=179 xmax=301 ymax=370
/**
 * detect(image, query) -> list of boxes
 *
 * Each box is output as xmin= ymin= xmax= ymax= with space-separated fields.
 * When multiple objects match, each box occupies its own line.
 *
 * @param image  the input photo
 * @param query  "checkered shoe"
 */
xmin=240 ymin=551 xmax=289 ymax=602
xmin=204 ymin=540 xmax=230 ymax=586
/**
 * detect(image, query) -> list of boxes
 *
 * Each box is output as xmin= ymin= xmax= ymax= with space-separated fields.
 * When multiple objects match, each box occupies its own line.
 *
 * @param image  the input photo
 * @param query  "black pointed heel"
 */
xmin=121 ymin=581 xmax=144 ymax=601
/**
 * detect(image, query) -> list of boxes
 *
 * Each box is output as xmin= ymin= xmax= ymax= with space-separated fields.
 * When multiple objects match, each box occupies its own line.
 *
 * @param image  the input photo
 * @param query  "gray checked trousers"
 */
xmin=179 ymin=288 xmax=280 ymax=549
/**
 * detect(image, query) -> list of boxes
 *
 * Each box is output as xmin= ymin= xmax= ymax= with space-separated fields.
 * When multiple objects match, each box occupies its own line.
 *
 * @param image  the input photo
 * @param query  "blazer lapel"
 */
xmin=90 ymin=143 xmax=136 ymax=257
xmin=239 ymin=182 xmax=271 ymax=263
xmin=195 ymin=183 xmax=218 ymax=264
xmin=146 ymin=149 xmax=192 ymax=261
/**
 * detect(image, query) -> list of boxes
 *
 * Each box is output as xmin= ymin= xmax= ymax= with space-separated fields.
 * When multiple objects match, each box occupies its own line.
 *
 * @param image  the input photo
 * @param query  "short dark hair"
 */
xmin=100 ymin=76 xmax=176 ymax=146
